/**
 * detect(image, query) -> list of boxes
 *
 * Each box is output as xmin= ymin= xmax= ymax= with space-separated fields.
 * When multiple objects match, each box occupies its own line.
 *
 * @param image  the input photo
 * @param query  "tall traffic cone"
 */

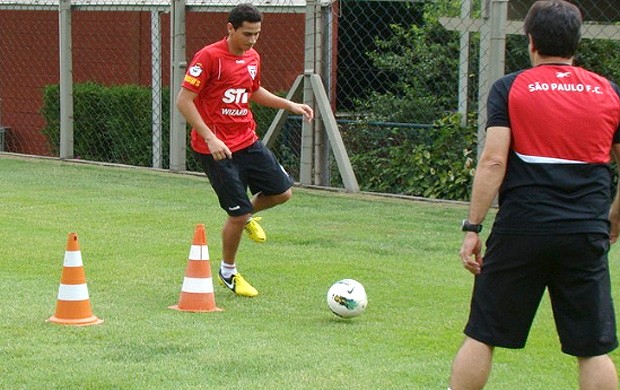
xmin=47 ymin=233 xmax=103 ymax=326
xmin=169 ymin=224 xmax=223 ymax=312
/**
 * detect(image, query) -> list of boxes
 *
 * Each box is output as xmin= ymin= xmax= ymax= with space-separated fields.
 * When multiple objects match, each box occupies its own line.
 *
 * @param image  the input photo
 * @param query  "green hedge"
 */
xmin=340 ymin=112 xmax=476 ymax=201
xmin=42 ymin=82 xmax=279 ymax=171
xmin=41 ymin=83 xmax=475 ymax=200
xmin=42 ymin=82 xmax=172 ymax=167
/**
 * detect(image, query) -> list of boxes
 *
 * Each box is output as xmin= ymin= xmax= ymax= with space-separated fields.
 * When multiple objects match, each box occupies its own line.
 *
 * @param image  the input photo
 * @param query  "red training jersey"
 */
xmin=486 ymin=64 xmax=620 ymax=235
xmin=507 ymin=65 xmax=620 ymax=164
xmin=182 ymin=37 xmax=261 ymax=154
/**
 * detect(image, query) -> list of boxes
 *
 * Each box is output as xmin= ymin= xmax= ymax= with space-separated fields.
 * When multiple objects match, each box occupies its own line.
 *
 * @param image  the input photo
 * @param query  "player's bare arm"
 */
xmin=460 ymin=126 xmax=510 ymax=274
xmin=251 ymin=87 xmax=314 ymax=122
xmin=467 ymin=126 xmax=510 ymax=224
xmin=176 ymin=87 xmax=232 ymax=160
xmin=609 ymin=143 xmax=620 ymax=243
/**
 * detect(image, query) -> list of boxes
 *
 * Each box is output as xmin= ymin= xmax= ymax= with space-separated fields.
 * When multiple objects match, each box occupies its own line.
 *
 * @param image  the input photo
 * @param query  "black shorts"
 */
xmin=194 ymin=140 xmax=294 ymax=216
xmin=464 ymin=232 xmax=618 ymax=357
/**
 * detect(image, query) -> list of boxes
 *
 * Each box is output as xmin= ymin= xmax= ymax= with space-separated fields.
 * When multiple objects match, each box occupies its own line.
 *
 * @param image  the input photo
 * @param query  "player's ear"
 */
xmin=527 ymin=33 xmax=536 ymax=53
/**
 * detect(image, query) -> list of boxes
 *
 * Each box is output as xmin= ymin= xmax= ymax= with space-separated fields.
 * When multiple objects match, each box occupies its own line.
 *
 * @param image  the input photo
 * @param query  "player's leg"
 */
xmin=243 ymin=188 xmax=292 ymax=243
xmin=251 ymin=188 xmax=292 ymax=213
xmin=578 ymin=355 xmax=618 ymax=390
xmin=241 ymin=141 xmax=295 ymax=242
xmin=219 ymin=211 xmax=259 ymax=297
xmin=194 ymin=151 xmax=258 ymax=297
xmin=548 ymin=234 xmax=618 ymax=389
xmin=451 ymin=234 xmax=548 ymax=389
xmin=195 ymin=152 xmax=253 ymax=256
xmin=219 ymin=213 xmax=258 ymax=297
xmin=221 ymin=213 xmax=249 ymax=264
xmin=449 ymin=336 xmax=494 ymax=390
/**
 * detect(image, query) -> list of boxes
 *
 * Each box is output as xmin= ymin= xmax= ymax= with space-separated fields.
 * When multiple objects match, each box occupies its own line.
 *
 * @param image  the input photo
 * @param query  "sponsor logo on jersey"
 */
xmin=528 ymin=81 xmax=603 ymax=95
xmin=184 ymin=63 xmax=203 ymax=87
xmin=221 ymin=88 xmax=250 ymax=116
xmin=184 ymin=75 xmax=201 ymax=87
xmin=222 ymin=88 xmax=249 ymax=104
xmin=221 ymin=108 xmax=248 ymax=116
xmin=248 ymin=65 xmax=257 ymax=80
xmin=189 ymin=63 xmax=203 ymax=77
xmin=556 ymin=71 xmax=571 ymax=78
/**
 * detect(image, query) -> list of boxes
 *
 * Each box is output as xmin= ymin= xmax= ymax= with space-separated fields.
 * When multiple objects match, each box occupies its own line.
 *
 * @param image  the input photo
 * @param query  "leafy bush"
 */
xmin=575 ymin=38 xmax=620 ymax=83
xmin=354 ymin=20 xmax=460 ymax=124
xmin=42 ymin=82 xmax=171 ymax=167
xmin=41 ymin=82 xmax=285 ymax=171
xmin=346 ymin=0 xmax=620 ymax=201
xmin=341 ymin=112 xmax=476 ymax=201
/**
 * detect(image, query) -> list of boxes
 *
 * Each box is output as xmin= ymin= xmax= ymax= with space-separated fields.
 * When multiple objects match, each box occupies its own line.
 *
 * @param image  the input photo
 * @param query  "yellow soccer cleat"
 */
xmin=218 ymin=271 xmax=259 ymax=297
xmin=244 ymin=216 xmax=266 ymax=243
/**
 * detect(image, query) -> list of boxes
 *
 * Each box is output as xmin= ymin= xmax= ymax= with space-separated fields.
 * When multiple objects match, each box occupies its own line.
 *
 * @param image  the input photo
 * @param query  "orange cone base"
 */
xmin=168 ymin=304 xmax=223 ymax=313
xmin=47 ymin=315 xmax=104 ymax=326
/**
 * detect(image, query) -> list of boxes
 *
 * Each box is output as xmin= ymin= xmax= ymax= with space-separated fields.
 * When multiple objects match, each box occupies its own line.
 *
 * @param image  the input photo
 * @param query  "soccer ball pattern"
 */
xmin=327 ymin=279 xmax=367 ymax=318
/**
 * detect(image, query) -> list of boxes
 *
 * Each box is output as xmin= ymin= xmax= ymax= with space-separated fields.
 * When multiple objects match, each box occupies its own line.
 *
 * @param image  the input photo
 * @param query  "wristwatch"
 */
xmin=461 ymin=220 xmax=483 ymax=233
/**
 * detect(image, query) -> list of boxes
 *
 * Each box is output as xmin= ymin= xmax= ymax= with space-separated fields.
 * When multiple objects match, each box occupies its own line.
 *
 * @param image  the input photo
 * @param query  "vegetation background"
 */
xmin=39 ymin=1 xmax=620 ymax=202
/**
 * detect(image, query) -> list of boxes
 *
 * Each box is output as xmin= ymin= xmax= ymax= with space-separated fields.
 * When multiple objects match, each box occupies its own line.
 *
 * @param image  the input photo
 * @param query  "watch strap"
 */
xmin=462 ymin=219 xmax=483 ymax=233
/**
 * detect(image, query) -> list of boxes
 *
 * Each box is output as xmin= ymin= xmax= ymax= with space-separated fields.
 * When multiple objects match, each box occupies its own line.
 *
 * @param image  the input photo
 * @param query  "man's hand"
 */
xmin=610 ymin=209 xmax=620 ymax=244
xmin=459 ymin=232 xmax=482 ymax=275
xmin=206 ymin=137 xmax=232 ymax=160
xmin=290 ymin=103 xmax=314 ymax=122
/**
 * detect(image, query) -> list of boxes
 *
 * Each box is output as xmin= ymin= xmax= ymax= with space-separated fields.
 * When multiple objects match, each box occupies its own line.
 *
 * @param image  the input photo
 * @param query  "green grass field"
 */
xmin=1 ymin=155 xmax=618 ymax=389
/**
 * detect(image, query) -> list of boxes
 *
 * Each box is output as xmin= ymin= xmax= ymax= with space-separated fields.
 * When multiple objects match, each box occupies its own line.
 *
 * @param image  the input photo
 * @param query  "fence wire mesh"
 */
xmin=1 ymin=0 xmax=620 ymax=200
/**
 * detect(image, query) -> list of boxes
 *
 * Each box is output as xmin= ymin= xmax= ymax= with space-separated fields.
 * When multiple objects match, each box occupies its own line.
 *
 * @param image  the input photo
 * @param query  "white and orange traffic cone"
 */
xmin=169 ymin=224 xmax=223 ymax=312
xmin=47 ymin=233 xmax=103 ymax=326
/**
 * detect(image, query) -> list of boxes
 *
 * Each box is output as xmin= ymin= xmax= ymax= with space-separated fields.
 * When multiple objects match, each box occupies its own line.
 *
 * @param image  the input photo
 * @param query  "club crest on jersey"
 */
xmin=189 ymin=63 xmax=203 ymax=77
xmin=247 ymin=65 xmax=257 ymax=80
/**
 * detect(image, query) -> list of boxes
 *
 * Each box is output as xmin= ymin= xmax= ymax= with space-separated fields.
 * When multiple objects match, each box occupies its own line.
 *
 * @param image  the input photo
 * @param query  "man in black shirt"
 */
xmin=449 ymin=1 xmax=620 ymax=389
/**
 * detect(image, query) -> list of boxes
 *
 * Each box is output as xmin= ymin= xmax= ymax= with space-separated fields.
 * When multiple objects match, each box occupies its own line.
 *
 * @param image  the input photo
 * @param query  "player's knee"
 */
xmin=229 ymin=213 xmax=251 ymax=227
xmin=278 ymin=188 xmax=292 ymax=204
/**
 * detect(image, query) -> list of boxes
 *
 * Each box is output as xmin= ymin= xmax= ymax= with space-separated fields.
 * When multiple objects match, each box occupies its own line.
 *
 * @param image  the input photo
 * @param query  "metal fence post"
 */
xmin=151 ymin=10 xmax=162 ymax=169
xmin=59 ymin=0 xmax=73 ymax=159
xmin=300 ymin=0 xmax=316 ymax=185
xmin=476 ymin=0 xmax=507 ymax=158
xmin=318 ymin=2 xmax=334 ymax=186
xmin=312 ymin=0 xmax=326 ymax=186
xmin=169 ymin=0 xmax=186 ymax=172
xmin=458 ymin=0 xmax=472 ymax=127
xmin=489 ymin=0 xmax=508 ymax=85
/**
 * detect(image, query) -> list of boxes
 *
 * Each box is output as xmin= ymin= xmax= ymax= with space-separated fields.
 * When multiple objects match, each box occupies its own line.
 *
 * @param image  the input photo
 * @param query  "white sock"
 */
xmin=220 ymin=262 xmax=237 ymax=279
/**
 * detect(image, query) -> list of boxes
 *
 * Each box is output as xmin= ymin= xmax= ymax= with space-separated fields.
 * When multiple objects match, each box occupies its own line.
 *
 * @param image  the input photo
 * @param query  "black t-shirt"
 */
xmin=487 ymin=64 xmax=620 ymax=235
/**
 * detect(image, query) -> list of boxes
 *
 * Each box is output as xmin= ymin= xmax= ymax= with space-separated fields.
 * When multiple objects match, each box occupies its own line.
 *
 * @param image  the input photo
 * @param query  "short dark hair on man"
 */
xmin=228 ymin=3 xmax=263 ymax=29
xmin=523 ymin=0 xmax=582 ymax=58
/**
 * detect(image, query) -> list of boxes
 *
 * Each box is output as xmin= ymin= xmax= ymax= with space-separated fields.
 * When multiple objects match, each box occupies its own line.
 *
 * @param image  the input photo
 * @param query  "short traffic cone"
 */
xmin=169 ymin=224 xmax=223 ymax=312
xmin=47 ymin=233 xmax=103 ymax=326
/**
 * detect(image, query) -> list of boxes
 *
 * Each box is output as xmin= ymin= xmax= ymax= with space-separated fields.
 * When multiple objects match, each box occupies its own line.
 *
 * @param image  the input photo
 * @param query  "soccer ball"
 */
xmin=326 ymin=279 xmax=367 ymax=318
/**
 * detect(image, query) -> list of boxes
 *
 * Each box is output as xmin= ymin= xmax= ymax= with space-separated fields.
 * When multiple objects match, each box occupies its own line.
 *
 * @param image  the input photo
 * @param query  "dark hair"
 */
xmin=228 ymin=3 xmax=262 ymax=29
xmin=523 ymin=0 xmax=582 ymax=57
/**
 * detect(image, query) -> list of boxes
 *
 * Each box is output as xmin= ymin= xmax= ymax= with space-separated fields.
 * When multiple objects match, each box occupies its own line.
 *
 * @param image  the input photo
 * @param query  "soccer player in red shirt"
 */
xmin=176 ymin=3 xmax=313 ymax=297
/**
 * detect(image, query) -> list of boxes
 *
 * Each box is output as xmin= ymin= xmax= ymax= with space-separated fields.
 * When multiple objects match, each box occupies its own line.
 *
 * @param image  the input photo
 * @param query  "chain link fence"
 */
xmin=1 ymin=0 xmax=620 ymax=200
xmin=0 ymin=0 xmax=305 ymax=171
